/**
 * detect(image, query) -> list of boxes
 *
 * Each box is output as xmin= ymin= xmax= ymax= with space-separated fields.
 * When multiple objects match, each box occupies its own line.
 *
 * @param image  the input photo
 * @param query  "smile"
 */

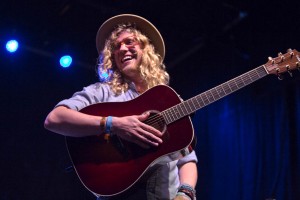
xmin=121 ymin=55 xmax=135 ymax=63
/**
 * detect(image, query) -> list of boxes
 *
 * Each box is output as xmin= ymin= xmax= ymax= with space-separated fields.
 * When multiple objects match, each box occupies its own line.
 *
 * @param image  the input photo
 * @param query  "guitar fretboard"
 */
xmin=162 ymin=65 xmax=268 ymax=124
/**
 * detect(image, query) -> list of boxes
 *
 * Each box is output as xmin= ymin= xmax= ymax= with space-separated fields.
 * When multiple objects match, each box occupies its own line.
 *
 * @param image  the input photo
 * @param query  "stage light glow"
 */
xmin=6 ymin=40 xmax=19 ymax=53
xmin=98 ymin=67 xmax=112 ymax=82
xmin=59 ymin=55 xmax=72 ymax=68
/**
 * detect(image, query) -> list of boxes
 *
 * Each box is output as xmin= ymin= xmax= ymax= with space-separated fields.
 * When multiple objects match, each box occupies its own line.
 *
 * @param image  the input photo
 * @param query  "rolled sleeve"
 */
xmin=177 ymin=150 xmax=198 ymax=167
xmin=55 ymin=83 xmax=107 ymax=111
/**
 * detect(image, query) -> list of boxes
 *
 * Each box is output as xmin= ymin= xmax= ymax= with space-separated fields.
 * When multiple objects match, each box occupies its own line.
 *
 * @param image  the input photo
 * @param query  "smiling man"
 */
xmin=44 ymin=14 xmax=198 ymax=200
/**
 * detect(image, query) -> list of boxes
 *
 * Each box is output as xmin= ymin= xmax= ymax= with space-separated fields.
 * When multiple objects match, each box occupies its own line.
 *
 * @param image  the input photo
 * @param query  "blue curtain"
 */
xmin=193 ymin=78 xmax=300 ymax=200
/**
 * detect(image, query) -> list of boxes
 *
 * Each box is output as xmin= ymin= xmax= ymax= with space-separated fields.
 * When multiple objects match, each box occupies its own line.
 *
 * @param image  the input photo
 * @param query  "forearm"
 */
xmin=179 ymin=161 xmax=198 ymax=188
xmin=44 ymin=106 xmax=102 ymax=137
xmin=44 ymin=106 xmax=163 ymax=148
xmin=175 ymin=161 xmax=198 ymax=200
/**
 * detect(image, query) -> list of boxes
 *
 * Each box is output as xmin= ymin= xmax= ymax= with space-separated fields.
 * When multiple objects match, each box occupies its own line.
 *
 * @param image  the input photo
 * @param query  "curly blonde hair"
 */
xmin=97 ymin=23 xmax=169 ymax=95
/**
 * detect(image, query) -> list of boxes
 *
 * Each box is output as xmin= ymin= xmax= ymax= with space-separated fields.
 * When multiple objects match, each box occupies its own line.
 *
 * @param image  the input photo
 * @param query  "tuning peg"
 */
xmin=278 ymin=52 xmax=284 ymax=62
xmin=268 ymin=56 xmax=275 ymax=64
xmin=286 ymin=49 xmax=294 ymax=58
xmin=276 ymin=68 xmax=283 ymax=80
xmin=286 ymin=65 xmax=293 ymax=77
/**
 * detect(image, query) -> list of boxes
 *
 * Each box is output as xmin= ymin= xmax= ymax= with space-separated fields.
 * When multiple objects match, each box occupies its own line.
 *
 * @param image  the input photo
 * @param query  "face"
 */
xmin=112 ymin=32 xmax=143 ymax=78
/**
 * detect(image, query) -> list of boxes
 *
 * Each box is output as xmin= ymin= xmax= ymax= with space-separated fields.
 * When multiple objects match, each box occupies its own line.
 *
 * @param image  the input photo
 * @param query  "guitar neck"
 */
xmin=162 ymin=65 xmax=268 ymax=124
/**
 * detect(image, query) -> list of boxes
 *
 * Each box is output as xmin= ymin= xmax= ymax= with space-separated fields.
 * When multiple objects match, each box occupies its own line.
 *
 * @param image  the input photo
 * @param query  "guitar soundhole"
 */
xmin=144 ymin=110 xmax=167 ymax=133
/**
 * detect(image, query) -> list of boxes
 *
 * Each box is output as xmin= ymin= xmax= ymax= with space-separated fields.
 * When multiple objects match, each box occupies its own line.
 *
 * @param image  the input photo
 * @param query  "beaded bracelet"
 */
xmin=177 ymin=184 xmax=196 ymax=200
xmin=100 ymin=117 xmax=106 ymax=133
xmin=105 ymin=116 xmax=113 ymax=135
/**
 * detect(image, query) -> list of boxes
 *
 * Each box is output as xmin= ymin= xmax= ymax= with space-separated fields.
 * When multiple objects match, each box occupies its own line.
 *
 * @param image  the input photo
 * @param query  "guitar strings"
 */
xmin=144 ymin=113 xmax=165 ymax=129
xmin=165 ymin=66 xmax=266 ymax=125
xmin=144 ymin=65 xmax=267 ymax=130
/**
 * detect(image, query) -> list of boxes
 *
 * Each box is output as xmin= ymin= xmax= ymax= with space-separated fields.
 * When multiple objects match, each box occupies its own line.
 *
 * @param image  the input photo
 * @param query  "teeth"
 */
xmin=122 ymin=55 xmax=133 ymax=63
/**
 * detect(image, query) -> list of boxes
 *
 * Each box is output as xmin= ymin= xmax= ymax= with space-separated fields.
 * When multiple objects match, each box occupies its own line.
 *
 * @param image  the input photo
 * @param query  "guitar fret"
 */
xmin=177 ymin=103 xmax=185 ymax=117
xmin=187 ymin=98 xmax=198 ymax=112
xmin=256 ymin=67 xmax=266 ymax=78
xmin=248 ymin=72 xmax=256 ymax=81
xmin=189 ymin=97 xmax=197 ymax=112
xmin=199 ymin=94 xmax=206 ymax=106
xmin=246 ymin=71 xmax=253 ymax=81
xmin=169 ymin=107 xmax=177 ymax=121
xmin=195 ymin=97 xmax=201 ymax=108
xmin=185 ymin=101 xmax=193 ymax=114
xmin=186 ymin=102 xmax=192 ymax=113
xmin=179 ymin=103 xmax=187 ymax=116
xmin=222 ymin=82 xmax=232 ymax=94
xmin=196 ymin=95 xmax=205 ymax=108
xmin=236 ymin=76 xmax=245 ymax=88
xmin=176 ymin=106 xmax=183 ymax=119
xmin=233 ymin=78 xmax=240 ymax=89
xmin=179 ymin=103 xmax=188 ymax=116
xmin=212 ymin=88 xmax=221 ymax=99
xmin=163 ymin=110 xmax=171 ymax=124
xmin=203 ymin=93 xmax=210 ymax=104
xmin=229 ymin=79 xmax=238 ymax=91
xmin=170 ymin=108 xmax=177 ymax=121
xmin=166 ymin=107 xmax=175 ymax=123
xmin=171 ymin=107 xmax=179 ymax=119
xmin=208 ymin=90 xmax=216 ymax=101
xmin=215 ymin=86 xmax=224 ymax=98
xmin=242 ymin=73 xmax=252 ymax=84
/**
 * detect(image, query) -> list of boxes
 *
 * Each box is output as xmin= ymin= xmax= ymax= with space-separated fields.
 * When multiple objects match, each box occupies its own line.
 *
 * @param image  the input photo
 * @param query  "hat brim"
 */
xmin=96 ymin=14 xmax=165 ymax=60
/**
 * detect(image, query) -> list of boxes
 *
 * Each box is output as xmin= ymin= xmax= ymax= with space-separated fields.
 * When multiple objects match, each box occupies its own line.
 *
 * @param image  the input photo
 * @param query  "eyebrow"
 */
xmin=116 ymin=35 xmax=136 ymax=42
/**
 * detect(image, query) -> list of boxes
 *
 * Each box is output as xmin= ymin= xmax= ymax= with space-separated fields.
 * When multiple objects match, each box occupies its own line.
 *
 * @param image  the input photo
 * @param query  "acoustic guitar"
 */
xmin=66 ymin=49 xmax=299 ymax=197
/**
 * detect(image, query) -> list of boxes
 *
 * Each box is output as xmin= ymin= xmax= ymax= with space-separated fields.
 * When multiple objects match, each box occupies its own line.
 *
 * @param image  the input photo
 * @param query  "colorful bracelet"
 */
xmin=100 ymin=117 xmax=106 ymax=133
xmin=177 ymin=184 xmax=196 ymax=200
xmin=105 ymin=116 xmax=113 ymax=135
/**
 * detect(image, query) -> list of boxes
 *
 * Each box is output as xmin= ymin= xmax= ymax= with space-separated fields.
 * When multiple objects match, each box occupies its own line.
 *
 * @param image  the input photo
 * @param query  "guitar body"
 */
xmin=65 ymin=85 xmax=194 ymax=197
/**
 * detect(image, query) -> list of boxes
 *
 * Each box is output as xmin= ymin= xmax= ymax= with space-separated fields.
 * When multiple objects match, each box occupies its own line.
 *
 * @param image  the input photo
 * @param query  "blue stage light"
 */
xmin=6 ymin=40 xmax=19 ymax=53
xmin=59 ymin=55 xmax=72 ymax=68
xmin=98 ymin=67 xmax=112 ymax=82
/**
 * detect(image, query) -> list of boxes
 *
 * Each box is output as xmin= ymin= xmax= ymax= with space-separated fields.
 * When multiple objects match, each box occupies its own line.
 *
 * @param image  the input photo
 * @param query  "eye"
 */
xmin=112 ymin=42 xmax=121 ymax=50
xmin=124 ymin=38 xmax=136 ymax=45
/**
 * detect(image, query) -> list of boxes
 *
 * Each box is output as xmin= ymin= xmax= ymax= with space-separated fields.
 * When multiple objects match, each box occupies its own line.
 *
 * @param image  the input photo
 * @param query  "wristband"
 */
xmin=105 ymin=116 xmax=113 ymax=135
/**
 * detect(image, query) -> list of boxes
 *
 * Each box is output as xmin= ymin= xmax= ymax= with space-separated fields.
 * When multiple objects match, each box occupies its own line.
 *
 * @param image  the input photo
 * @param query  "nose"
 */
xmin=119 ymin=42 xmax=129 ymax=51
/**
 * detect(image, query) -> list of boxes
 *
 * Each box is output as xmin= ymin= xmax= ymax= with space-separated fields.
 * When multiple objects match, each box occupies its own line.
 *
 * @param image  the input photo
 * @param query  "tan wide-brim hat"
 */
xmin=96 ymin=14 xmax=165 ymax=60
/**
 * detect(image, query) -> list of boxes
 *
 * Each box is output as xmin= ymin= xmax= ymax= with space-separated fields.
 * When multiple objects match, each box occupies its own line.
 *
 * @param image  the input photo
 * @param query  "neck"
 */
xmin=122 ymin=71 xmax=147 ymax=93
xmin=133 ymin=79 xmax=147 ymax=94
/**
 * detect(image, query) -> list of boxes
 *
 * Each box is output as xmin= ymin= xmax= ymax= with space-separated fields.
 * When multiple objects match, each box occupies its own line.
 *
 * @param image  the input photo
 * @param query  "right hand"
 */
xmin=111 ymin=112 xmax=163 ymax=148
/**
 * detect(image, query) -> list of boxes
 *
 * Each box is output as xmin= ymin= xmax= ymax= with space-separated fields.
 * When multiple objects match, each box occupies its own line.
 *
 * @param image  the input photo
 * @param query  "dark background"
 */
xmin=1 ymin=0 xmax=300 ymax=199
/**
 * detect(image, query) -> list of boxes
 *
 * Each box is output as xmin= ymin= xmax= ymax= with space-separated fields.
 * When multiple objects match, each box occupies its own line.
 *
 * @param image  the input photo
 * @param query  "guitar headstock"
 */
xmin=264 ymin=49 xmax=300 ymax=78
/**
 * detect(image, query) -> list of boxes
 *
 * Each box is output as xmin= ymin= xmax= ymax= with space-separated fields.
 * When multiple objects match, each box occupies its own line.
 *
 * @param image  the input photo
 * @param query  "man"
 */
xmin=44 ymin=14 xmax=198 ymax=200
